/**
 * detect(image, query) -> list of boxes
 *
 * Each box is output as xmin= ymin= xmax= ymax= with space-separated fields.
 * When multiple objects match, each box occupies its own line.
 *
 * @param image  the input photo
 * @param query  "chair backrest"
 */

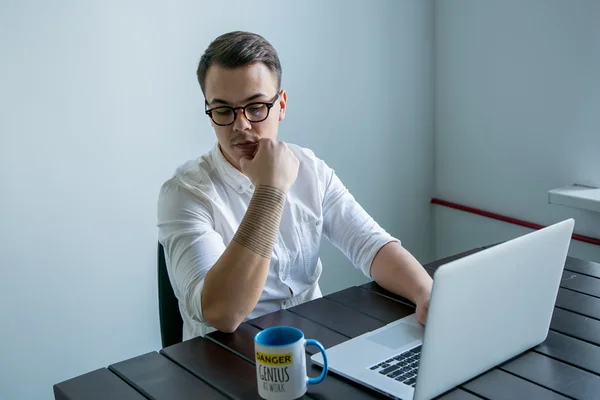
xmin=157 ymin=242 xmax=183 ymax=347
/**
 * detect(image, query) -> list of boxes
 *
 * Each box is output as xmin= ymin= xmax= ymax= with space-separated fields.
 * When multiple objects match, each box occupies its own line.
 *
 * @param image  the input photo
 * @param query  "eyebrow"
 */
xmin=209 ymin=93 xmax=267 ymax=106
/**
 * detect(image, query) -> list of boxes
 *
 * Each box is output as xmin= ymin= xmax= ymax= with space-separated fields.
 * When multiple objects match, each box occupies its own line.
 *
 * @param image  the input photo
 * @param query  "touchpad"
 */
xmin=367 ymin=323 xmax=423 ymax=350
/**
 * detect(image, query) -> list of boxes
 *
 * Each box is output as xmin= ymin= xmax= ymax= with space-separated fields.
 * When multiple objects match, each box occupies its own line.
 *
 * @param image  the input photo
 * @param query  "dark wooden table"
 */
xmin=55 ymin=247 xmax=600 ymax=400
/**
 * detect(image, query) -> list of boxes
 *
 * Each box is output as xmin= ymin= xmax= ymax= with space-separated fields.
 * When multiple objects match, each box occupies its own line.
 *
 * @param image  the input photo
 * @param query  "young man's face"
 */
xmin=203 ymin=62 xmax=287 ymax=170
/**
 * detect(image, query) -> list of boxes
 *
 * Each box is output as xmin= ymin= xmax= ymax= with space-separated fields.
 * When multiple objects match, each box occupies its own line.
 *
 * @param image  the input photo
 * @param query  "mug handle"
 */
xmin=305 ymin=339 xmax=328 ymax=384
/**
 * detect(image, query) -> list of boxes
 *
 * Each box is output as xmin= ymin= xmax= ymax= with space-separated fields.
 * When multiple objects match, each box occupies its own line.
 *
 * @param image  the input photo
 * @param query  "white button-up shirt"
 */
xmin=157 ymin=142 xmax=398 ymax=340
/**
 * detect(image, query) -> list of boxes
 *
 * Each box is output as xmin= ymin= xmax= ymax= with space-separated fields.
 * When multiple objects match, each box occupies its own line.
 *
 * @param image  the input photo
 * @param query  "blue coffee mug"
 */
xmin=254 ymin=326 xmax=328 ymax=399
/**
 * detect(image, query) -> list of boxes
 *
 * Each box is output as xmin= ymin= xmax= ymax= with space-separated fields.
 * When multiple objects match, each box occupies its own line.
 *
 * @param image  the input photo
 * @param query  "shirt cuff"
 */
xmin=188 ymin=277 xmax=207 ymax=324
xmin=359 ymin=236 xmax=401 ymax=279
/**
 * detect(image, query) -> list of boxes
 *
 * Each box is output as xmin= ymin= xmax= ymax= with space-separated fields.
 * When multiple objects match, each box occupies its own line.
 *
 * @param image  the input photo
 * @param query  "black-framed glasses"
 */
xmin=205 ymin=93 xmax=280 ymax=126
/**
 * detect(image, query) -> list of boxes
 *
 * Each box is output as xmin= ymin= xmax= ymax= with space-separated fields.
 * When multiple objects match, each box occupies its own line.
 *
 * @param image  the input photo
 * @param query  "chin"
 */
xmin=237 ymin=148 xmax=256 ymax=157
xmin=223 ymin=146 xmax=252 ymax=167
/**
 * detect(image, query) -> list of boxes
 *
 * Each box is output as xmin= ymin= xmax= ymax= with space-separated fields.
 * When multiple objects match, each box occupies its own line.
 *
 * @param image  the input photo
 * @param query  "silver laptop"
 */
xmin=311 ymin=219 xmax=574 ymax=400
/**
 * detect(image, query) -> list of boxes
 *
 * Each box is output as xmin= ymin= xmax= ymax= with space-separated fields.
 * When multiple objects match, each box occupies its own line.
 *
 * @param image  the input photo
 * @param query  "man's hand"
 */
xmin=415 ymin=292 xmax=431 ymax=326
xmin=240 ymin=138 xmax=299 ymax=192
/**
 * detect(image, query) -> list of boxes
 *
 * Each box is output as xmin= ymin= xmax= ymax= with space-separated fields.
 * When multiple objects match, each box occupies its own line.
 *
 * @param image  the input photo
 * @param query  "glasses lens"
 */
xmin=211 ymin=107 xmax=235 ymax=125
xmin=245 ymin=104 xmax=269 ymax=122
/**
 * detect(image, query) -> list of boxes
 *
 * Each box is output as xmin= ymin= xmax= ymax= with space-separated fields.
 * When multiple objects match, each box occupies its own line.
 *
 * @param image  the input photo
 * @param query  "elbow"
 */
xmin=202 ymin=303 xmax=244 ymax=334
xmin=216 ymin=321 xmax=241 ymax=334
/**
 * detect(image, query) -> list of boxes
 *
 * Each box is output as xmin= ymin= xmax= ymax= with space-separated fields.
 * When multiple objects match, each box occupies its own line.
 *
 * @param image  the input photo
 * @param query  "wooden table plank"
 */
xmin=561 ymin=270 xmax=600 ymax=298
xmin=208 ymin=322 xmax=388 ymax=400
xmin=208 ymin=323 xmax=263 ymax=362
xmin=360 ymin=281 xmax=411 ymax=303
xmin=325 ymin=286 xmax=415 ymax=323
xmin=208 ymin=323 xmax=260 ymax=362
xmin=161 ymin=336 xmax=263 ymax=399
xmin=288 ymin=297 xmax=386 ymax=338
xmin=550 ymin=307 xmax=600 ymax=347
xmin=535 ymin=331 xmax=600 ymax=376
xmin=53 ymin=368 xmax=147 ymax=400
xmin=555 ymin=288 xmax=600 ymax=320
xmin=463 ymin=368 xmax=569 ymax=399
xmin=435 ymin=388 xmax=483 ymax=400
xmin=501 ymin=351 xmax=600 ymax=399
xmin=435 ymin=389 xmax=483 ymax=399
xmin=247 ymin=309 xmax=348 ymax=353
xmin=565 ymin=256 xmax=600 ymax=279
xmin=108 ymin=352 xmax=227 ymax=400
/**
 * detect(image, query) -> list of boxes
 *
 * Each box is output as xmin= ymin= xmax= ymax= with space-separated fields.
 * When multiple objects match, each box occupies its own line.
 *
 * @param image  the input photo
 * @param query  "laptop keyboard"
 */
xmin=369 ymin=345 xmax=421 ymax=387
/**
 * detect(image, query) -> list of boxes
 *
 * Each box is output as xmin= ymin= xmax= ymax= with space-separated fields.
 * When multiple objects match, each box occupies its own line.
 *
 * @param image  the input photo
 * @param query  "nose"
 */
xmin=232 ymin=109 xmax=252 ymax=131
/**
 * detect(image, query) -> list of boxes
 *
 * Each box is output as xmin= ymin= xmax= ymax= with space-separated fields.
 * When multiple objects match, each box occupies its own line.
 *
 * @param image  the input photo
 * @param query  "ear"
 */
xmin=278 ymin=90 xmax=287 ymax=122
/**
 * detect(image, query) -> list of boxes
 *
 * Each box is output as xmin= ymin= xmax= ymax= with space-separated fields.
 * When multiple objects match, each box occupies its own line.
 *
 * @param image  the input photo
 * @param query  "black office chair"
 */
xmin=157 ymin=242 xmax=183 ymax=348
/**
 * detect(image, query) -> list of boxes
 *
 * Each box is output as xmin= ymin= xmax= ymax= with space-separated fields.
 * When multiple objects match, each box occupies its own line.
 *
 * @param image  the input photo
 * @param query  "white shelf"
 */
xmin=548 ymin=184 xmax=600 ymax=213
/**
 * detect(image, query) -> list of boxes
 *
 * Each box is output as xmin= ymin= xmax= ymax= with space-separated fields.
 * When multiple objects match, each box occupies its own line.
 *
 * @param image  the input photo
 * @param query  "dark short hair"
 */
xmin=197 ymin=31 xmax=282 ymax=95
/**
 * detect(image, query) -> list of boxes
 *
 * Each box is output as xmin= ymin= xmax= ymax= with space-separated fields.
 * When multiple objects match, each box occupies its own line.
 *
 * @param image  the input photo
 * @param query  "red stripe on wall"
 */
xmin=431 ymin=197 xmax=600 ymax=247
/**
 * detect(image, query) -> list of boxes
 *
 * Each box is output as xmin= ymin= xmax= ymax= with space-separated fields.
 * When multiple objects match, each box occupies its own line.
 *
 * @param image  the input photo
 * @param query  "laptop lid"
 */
xmin=413 ymin=219 xmax=574 ymax=400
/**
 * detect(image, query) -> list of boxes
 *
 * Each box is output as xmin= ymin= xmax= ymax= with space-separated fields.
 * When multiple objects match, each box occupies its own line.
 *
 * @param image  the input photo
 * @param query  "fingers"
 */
xmin=255 ymin=138 xmax=290 ymax=158
xmin=419 ymin=308 xmax=428 ymax=326
xmin=254 ymin=137 xmax=274 ymax=157
xmin=417 ymin=311 xmax=426 ymax=326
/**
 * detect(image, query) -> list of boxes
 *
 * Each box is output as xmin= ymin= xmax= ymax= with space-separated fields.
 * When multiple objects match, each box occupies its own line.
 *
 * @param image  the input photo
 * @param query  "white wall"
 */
xmin=298 ymin=1 xmax=435 ymax=294
xmin=434 ymin=0 xmax=600 ymax=262
xmin=0 ymin=1 xmax=434 ymax=398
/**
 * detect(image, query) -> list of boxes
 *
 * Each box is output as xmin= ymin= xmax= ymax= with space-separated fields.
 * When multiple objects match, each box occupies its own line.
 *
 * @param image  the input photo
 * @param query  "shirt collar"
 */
xmin=211 ymin=142 xmax=254 ymax=194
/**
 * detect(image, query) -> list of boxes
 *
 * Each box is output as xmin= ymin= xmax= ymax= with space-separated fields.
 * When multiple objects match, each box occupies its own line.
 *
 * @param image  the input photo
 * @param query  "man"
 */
xmin=157 ymin=31 xmax=433 ymax=340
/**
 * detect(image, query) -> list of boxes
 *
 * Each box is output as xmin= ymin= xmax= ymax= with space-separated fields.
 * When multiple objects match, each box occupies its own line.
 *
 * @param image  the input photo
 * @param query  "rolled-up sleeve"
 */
xmin=320 ymin=162 xmax=399 ymax=278
xmin=157 ymin=178 xmax=226 ymax=324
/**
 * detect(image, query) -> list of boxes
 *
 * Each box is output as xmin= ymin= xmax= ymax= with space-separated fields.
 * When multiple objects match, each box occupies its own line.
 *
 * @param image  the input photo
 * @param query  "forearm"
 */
xmin=201 ymin=185 xmax=286 ymax=332
xmin=370 ymin=241 xmax=433 ymax=305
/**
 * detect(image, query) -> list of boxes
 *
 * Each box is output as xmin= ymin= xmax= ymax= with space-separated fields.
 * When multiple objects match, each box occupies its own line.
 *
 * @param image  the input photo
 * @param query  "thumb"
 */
xmin=239 ymin=156 xmax=252 ymax=173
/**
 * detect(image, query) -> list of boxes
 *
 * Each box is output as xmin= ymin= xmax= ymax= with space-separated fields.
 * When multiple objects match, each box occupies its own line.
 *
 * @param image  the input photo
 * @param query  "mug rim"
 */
xmin=255 ymin=326 xmax=305 ymax=348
